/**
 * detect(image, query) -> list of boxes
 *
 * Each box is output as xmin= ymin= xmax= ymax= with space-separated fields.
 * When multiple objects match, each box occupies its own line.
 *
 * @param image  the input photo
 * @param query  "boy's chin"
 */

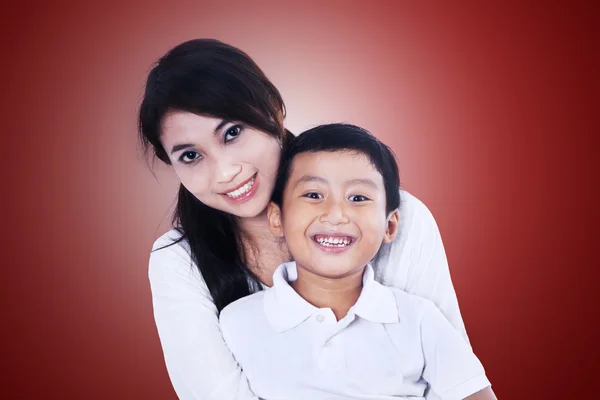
xmin=304 ymin=263 xmax=366 ymax=280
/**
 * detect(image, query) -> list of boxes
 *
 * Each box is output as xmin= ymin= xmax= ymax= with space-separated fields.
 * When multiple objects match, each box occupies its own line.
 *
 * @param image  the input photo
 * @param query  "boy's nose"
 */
xmin=319 ymin=201 xmax=350 ymax=225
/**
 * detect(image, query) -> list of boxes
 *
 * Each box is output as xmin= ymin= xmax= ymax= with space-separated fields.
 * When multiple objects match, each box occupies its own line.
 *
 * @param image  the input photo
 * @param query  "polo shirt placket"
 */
xmin=312 ymin=310 xmax=355 ymax=373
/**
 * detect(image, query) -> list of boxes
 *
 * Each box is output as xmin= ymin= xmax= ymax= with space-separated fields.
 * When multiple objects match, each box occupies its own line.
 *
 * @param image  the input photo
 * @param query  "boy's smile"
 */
xmin=268 ymin=151 xmax=399 ymax=280
xmin=312 ymin=233 xmax=356 ymax=253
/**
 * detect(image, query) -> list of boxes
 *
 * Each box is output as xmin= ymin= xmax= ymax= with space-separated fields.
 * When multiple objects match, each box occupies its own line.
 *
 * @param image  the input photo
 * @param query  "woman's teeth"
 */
xmin=315 ymin=236 xmax=353 ymax=247
xmin=226 ymin=176 xmax=255 ymax=198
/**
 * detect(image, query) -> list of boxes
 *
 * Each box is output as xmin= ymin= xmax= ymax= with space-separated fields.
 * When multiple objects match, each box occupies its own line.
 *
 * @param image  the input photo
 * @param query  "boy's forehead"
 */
xmin=292 ymin=150 xmax=368 ymax=166
xmin=288 ymin=151 xmax=383 ymax=183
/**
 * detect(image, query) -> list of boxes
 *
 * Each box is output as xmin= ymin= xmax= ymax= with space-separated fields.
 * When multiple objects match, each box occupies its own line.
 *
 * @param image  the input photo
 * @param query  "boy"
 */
xmin=219 ymin=124 xmax=494 ymax=399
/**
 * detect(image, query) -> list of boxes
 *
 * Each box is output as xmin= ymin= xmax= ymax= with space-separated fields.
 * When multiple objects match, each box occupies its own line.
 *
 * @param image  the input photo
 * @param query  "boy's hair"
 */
xmin=272 ymin=123 xmax=401 ymax=214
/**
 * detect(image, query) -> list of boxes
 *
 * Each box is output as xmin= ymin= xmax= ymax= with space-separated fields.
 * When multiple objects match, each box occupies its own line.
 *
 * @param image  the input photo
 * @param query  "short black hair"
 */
xmin=272 ymin=123 xmax=400 ymax=214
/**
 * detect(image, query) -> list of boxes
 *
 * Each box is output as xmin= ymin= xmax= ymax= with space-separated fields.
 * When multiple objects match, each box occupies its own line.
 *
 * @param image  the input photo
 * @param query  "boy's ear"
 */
xmin=382 ymin=209 xmax=400 ymax=244
xmin=267 ymin=202 xmax=285 ymax=237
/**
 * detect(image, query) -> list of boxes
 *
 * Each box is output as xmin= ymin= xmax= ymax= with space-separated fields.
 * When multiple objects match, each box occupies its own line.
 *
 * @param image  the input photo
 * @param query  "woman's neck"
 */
xmin=238 ymin=208 xmax=272 ymax=240
xmin=238 ymin=211 xmax=291 ymax=287
xmin=291 ymin=266 xmax=364 ymax=321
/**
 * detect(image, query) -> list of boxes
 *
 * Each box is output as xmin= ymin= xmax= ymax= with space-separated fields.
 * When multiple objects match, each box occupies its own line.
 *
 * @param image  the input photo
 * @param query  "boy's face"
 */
xmin=268 ymin=151 xmax=399 ymax=279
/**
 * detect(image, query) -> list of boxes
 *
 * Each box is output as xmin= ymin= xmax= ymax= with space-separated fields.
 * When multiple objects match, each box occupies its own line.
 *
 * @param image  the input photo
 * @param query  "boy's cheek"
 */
xmin=287 ymin=202 xmax=318 ymax=219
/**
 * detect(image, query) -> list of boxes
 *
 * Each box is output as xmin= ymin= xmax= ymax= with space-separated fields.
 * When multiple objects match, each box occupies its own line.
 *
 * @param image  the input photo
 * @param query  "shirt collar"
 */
xmin=264 ymin=262 xmax=319 ymax=332
xmin=350 ymin=264 xmax=399 ymax=324
xmin=263 ymin=262 xmax=399 ymax=332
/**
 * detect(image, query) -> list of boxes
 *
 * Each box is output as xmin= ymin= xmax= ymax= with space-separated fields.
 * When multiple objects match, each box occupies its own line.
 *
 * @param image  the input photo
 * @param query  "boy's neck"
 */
xmin=291 ymin=264 xmax=365 ymax=321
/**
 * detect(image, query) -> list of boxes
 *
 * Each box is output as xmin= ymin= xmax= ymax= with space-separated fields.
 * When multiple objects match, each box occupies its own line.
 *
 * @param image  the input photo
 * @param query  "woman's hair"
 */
xmin=271 ymin=123 xmax=401 ymax=214
xmin=139 ymin=39 xmax=293 ymax=312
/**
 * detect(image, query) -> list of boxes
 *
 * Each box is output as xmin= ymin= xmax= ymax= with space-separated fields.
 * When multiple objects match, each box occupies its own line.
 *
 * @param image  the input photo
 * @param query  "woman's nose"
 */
xmin=215 ymin=159 xmax=242 ymax=183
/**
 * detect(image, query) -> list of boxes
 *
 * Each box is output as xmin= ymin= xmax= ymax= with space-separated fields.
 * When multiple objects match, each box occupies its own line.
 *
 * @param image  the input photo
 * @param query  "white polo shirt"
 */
xmin=219 ymin=262 xmax=490 ymax=400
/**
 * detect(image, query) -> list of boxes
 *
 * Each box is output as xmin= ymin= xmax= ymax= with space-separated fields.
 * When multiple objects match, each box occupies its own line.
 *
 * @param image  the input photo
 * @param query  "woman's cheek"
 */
xmin=177 ymin=169 xmax=211 ymax=196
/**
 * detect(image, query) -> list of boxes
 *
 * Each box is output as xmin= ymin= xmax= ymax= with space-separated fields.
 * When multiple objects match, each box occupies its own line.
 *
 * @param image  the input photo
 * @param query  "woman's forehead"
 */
xmin=162 ymin=111 xmax=222 ymax=134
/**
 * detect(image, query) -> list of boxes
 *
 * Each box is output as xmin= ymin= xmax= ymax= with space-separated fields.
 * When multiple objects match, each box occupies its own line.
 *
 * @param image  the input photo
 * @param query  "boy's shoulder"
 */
xmin=385 ymin=285 xmax=439 ymax=322
xmin=219 ymin=289 xmax=267 ymax=327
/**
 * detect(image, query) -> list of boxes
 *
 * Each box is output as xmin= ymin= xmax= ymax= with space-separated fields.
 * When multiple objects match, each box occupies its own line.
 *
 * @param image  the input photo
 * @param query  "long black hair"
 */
xmin=138 ymin=39 xmax=293 ymax=312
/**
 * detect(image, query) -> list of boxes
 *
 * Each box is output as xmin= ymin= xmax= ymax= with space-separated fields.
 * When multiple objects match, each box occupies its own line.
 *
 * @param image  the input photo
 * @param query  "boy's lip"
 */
xmin=311 ymin=233 xmax=357 ymax=254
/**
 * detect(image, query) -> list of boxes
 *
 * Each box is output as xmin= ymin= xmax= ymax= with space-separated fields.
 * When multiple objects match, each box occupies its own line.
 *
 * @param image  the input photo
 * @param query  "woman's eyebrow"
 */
xmin=171 ymin=143 xmax=194 ymax=155
xmin=212 ymin=119 xmax=230 ymax=134
xmin=170 ymin=120 xmax=231 ymax=154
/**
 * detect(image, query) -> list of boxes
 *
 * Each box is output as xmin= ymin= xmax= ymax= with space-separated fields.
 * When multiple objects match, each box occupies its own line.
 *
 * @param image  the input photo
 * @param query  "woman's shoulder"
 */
xmin=373 ymin=190 xmax=443 ymax=284
xmin=399 ymin=189 xmax=432 ymax=221
xmin=379 ymin=189 xmax=440 ymax=252
xmin=152 ymin=228 xmax=187 ymax=252
xmin=148 ymin=228 xmax=210 ymax=294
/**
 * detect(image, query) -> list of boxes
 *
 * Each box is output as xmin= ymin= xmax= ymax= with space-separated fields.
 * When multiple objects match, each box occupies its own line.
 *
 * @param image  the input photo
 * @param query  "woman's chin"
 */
xmin=225 ymin=198 xmax=270 ymax=219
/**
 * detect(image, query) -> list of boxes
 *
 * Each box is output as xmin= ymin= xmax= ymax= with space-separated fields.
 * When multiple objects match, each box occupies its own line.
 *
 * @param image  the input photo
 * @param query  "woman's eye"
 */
xmin=304 ymin=192 xmax=323 ymax=199
xmin=180 ymin=150 xmax=201 ymax=163
xmin=349 ymin=195 xmax=369 ymax=202
xmin=224 ymin=125 xmax=243 ymax=142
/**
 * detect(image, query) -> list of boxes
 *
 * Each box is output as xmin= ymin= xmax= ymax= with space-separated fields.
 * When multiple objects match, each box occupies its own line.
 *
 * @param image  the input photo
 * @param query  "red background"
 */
xmin=2 ymin=2 xmax=597 ymax=399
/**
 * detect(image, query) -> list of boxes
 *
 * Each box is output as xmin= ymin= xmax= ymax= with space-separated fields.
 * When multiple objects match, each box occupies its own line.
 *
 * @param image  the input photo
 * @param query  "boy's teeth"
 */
xmin=314 ymin=235 xmax=353 ymax=247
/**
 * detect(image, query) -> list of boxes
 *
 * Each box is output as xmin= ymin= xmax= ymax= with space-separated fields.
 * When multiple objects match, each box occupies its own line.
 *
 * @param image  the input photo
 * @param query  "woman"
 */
xmin=140 ymin=39 xmax=470 ymax=400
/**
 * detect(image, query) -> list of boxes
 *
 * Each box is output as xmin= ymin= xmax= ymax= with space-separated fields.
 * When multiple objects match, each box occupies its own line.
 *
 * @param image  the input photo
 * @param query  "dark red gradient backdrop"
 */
xmin=2 ymin=2 xmax=597 ymax=399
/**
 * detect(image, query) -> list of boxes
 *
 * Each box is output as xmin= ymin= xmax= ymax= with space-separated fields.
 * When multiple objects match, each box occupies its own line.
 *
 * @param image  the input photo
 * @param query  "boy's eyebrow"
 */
xmin=292 ymin=176 xmax=379 ymax=189
xmin=292 ymin=175 xmax=328 ymax=188
xmin=345 ymin=178 xmax=378 ymax=188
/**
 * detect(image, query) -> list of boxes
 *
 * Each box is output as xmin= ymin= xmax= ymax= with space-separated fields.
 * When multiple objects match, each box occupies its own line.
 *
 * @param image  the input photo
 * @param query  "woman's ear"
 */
xmin=382 ymin=209 xmax=400 ymax=244
xmin=267 ymin=202 xmax=285 ymax=237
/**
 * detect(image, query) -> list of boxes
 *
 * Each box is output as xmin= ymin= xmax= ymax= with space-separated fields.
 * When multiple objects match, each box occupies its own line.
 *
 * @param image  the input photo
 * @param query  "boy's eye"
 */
xmin=304 ymin=192 xmax=323 ymax=199
xmin=180 ymin=150 xmax=201 ymax=163
xmin=224 ymin=125 xmax=243 ymax=142
xmin=349 ymin=195 xmax=369 ymax=202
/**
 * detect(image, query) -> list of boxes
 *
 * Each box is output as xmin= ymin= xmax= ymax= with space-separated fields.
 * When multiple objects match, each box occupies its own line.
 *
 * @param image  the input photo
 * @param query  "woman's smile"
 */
xmin=221 ymin=173 xmax=259 ymax=203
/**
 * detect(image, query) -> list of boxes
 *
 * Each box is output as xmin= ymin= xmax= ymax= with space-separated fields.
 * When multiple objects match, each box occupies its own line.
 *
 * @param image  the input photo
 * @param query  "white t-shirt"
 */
xmin=220 ymin=262 xmax=490 ymax=400
xmin=149 ymin=190 xmax=469 ymax=400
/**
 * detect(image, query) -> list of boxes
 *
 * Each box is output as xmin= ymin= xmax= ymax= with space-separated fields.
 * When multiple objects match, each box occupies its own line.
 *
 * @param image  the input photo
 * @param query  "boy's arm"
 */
xmin=419 ymin=299 xmax=492 ymax=400
xmin=464 ymin=386 xmax=497 ymax=400
xmin=381 ymin=191 xmax=469 ymax=343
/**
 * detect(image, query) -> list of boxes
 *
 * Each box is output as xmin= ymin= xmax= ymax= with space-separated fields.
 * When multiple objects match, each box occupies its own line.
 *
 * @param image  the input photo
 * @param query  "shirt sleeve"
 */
xmin=378 ymin=190 xmax=469 ymax=344
xmin=420 ymin=300 xmax=491 ymax=400
xmin=148 ymin=231 xmax=259 ymax=400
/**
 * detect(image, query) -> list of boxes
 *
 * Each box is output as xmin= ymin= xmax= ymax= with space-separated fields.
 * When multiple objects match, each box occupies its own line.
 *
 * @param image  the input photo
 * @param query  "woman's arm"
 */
xmin=148 ymin=230 xmax=258 ymax=400
xmin=376 ymin=190 xmax=469 ymax=343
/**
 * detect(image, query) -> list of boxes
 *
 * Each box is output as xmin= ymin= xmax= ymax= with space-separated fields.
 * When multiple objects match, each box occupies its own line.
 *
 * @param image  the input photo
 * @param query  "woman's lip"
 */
xmin=221 ymin=173 xmax=256 ymax=194
xmin=221 ymin=174 xmax=259 ymax=204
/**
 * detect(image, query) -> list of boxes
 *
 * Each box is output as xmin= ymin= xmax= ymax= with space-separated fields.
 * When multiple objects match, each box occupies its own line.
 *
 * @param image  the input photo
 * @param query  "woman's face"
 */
xmin=160 ymin=111 xmax=282 ymax=218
